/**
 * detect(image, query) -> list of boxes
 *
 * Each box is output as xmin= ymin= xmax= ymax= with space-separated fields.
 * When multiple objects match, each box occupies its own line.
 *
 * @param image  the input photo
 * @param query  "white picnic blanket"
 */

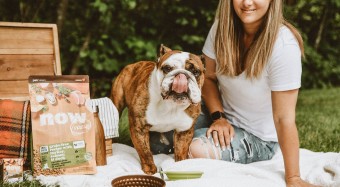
xmin=37 ymin=143 xmax=340 ymax=187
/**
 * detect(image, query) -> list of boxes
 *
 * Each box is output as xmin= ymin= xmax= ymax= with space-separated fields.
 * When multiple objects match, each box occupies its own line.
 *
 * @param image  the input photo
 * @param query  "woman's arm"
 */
xmin=202 ymin=54 xmax=223 ymax=113
xmin=272 ymin=90 xmax=317 ymax=187
xmin=202 ymin=54 xmax=234 ymax=150
xmin=272 ymin=89 xmax=300 ymax=180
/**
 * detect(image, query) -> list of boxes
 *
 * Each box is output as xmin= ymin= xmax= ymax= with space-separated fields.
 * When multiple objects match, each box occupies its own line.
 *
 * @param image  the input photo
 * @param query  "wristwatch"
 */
xmin=210 ymin=111 xmax=226 ymax=121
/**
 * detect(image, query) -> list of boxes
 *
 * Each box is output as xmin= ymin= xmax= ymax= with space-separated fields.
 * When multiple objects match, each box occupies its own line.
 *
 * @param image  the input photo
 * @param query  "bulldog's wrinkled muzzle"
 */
xmin=172 ymin=73 xmax=188 ymax=93
xmin=161 ymin=69 xmax=201 ymax=104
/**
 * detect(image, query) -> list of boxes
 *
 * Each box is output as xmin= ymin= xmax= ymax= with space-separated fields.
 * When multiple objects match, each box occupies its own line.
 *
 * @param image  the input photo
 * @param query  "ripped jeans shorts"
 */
xmin=190 ymin=105 xmax=279 ymax=164
xmin=149 ymin=104 xmax=278 ymax=164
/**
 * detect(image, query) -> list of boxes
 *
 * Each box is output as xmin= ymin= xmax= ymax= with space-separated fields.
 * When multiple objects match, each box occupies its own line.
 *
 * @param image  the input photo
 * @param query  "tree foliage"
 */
xmin=285 ymin=0 xmax=340 ymax=88
xmin=0 ymin=0 xmax=338 ymax=97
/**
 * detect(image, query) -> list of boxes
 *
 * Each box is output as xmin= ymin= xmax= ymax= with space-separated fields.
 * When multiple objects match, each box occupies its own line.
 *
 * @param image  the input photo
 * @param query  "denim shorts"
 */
xmin=192 ymin=104 xmax=279 ymax=163
xmin=149 ymin=104 xmax=279 ymax=164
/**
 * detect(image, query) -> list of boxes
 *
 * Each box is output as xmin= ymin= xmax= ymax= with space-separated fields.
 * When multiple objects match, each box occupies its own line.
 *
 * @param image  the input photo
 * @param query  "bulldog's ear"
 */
xmin=159 ymin=44 xmax=172 ymax=57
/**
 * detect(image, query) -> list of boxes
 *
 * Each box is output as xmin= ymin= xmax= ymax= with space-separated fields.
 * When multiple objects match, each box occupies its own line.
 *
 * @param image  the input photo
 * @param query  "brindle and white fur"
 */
xmin=111 ymin=45 xmax=204 ymax=175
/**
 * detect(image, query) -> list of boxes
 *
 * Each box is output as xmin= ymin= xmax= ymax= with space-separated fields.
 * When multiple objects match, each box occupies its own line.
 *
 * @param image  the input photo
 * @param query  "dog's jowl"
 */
xmin=111 ymin=45 xmax=205 ymax=174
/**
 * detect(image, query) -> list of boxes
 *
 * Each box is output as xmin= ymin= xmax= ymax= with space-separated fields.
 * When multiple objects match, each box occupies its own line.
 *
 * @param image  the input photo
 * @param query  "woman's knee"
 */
xmin=188 ymin=137 xmax=222 ymax=160
xmin=188 ymin=138 xmax=207 ymax=158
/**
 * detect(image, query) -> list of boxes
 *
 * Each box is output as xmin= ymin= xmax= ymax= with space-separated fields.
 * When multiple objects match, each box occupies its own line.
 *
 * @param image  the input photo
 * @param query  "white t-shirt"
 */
xmin=202 ymin=21 xmax=302 ymax=142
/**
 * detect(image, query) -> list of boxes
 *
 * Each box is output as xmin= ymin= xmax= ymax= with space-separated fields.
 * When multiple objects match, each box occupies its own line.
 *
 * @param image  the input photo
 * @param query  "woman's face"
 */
xmin=232 ymin=0 xmax=271 ymax=28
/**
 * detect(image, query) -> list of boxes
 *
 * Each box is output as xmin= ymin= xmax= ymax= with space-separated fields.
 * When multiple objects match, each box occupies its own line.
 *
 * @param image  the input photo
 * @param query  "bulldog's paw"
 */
xmin=175 ymin=154 xmax=187 ymax=161
xmin=142 ymin=163 xmax=157 ymax=175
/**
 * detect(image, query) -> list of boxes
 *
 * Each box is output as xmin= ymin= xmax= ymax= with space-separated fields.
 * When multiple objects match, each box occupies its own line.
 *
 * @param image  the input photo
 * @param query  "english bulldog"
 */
xmin=110 ymin=45 xmax=205 ymax=175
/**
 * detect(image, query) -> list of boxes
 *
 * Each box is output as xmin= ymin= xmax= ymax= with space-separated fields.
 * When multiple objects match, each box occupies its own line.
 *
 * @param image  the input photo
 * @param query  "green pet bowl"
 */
xmin=161 ymin=171 xmax=204 ymax=181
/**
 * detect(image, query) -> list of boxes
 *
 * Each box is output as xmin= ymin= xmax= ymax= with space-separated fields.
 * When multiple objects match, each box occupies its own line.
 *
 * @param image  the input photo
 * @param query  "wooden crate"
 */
xmin=0 ymin=22 xmax=62 ymax=101
xmin=0 ymin=22 xmax=113 ymax=157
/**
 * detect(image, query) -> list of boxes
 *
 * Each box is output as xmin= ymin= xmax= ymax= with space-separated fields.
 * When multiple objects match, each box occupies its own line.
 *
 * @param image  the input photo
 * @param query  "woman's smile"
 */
xmin=241 ymin=8 xmax=256 ymax=13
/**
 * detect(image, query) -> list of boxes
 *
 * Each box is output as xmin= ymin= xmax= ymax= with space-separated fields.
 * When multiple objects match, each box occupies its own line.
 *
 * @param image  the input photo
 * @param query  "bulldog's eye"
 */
xmin=186 ymin=63 xmax=201 ymax=77
xmin=161 ymin=65 xmax=173 ymax=74
xmin=191 ymin=69 xmax=201 ymax=77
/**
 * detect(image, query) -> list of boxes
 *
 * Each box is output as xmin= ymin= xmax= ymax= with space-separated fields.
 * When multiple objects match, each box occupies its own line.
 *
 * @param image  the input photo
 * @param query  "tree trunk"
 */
xmin=31 ymin=1 xmax=44 ymax=21
xmin=19 ymin=0 xmax=44 ymax=22
xmin=70 ymin=33 xmax=92 ymax=75
xmin=57 ymin=0 xmax=69 ymax=36
xmin=19 ymin=1 xmax=31 ymax=22
xmin=314 ymin=3 xmax=329 ymax=51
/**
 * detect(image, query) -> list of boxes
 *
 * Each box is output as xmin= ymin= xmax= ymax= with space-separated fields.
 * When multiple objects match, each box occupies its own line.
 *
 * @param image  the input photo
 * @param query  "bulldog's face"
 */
xmin=156 ymin=45 xmax=205 ymax=105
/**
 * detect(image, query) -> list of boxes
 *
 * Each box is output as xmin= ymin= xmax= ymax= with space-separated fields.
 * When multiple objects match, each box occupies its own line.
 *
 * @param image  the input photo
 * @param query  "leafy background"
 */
xmin=1 ymin=0 xmax=339 ymax=98
xmin=0 ymin=2 xmax=338 ymax=186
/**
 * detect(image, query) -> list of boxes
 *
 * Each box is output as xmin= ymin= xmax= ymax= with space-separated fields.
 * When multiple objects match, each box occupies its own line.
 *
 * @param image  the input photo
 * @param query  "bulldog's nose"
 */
xmin=172 ymin=73 xmax=188 ymax=93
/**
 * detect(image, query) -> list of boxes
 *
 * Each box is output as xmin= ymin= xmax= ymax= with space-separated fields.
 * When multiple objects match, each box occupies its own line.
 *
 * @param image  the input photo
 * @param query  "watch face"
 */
xmin=211 ymin=111 xmax=225 ymax=121
xmin=211 ymin=112 xmax=221 ymax=120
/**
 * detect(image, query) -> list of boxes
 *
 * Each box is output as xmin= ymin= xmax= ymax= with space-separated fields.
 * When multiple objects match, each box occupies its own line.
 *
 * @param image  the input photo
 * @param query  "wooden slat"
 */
xmin=0 ymin=22 xmax=56 ymax=28
xmin=0 ymin=80 xmax=30 ymax=100
xmin=0 ymin=54 xmax=55 ymax=80
xmin=0 ymin=94 xmax=29 ymax=101
xmin=51 ymin=24 xmax=62 ymax=75
xmin=0 ymin=49 xmax=53 ymax=54
xmin=0 ymin=22 xmax=62 ymax=100
xmin=0 ymin=27 xmax=54 ymax=55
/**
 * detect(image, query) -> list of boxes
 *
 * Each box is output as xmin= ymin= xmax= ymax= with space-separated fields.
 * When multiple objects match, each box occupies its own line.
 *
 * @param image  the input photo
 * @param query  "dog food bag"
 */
xmin=28 ymin=75 xmax=96 ymax=176
xmin=0 ymin=158 xmax=23 ymax=182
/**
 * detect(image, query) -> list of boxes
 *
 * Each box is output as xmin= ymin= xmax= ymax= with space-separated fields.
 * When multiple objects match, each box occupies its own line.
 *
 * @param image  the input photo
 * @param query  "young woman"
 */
xmin=189 ymin=0 xmax=317 ymax=186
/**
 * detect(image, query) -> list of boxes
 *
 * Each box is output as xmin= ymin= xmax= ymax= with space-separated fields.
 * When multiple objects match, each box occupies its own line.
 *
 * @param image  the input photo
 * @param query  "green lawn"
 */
xmin=115 ymin=87 xmax=340 ymax=153
xmin=296 ymin=87 xmax=340 ymax=152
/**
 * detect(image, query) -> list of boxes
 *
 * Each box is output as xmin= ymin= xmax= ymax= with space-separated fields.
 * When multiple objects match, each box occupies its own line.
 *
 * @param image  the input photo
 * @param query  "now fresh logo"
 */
xmin=39 ymin=112 xmax=87 ymax=126
xmin=39 ymin=112 xmax=92 ymax=135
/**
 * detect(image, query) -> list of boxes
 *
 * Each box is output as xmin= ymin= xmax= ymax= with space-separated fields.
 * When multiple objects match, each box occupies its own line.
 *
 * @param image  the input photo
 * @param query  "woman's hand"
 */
xmin=206 ymin=118 xmax=234 ymax=151
xmin=286 ymin=176 xmax=320 ymax=187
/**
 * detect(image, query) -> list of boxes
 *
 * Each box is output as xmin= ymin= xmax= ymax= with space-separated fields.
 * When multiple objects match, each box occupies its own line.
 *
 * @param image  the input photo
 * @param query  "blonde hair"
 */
xmin=214 ymin=0 xmax=304 ymax=78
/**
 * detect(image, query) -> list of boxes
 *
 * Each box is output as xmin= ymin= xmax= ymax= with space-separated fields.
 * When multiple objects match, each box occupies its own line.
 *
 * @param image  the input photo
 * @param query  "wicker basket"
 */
xmin=111 ymin=175 xmax=166 ymax=187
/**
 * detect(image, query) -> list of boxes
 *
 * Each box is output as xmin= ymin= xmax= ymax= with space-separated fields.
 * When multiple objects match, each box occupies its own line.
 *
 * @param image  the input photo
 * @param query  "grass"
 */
xmin=296 ymin=87 xmax=340 ymax=152
xmin=4 ymin=88 xmax=339 ymax=186
xmin=0 ymin=180 xmax=47 ymax=187
xmin=115 ymin=87 xmax=340 ymax=153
